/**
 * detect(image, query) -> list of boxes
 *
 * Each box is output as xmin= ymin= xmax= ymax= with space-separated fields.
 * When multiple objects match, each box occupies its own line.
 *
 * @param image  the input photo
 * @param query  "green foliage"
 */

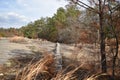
xmin=53 ymin=7 xmax=67 ymax=29
xmin=66 ymin=5 xmax=80 ymax=19
xmin=0 ymin=1 xmax=119 ymax=45
xmin=19 ymin=5 xmax=81 ymax=43
xmin=37 ymin=17 xmax=58 ymax=41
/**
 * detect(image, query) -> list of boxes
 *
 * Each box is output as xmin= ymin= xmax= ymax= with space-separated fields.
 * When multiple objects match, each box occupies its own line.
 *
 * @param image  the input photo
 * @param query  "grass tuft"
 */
xmin=9 ymin=36 xmax=27 ymax=43
xmin=15 ymin=53 xmax=55 ymax=80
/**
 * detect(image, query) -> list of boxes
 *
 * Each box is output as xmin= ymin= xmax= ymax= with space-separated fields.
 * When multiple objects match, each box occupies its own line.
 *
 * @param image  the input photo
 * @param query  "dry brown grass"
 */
xmin=15 ymin=53 xmax=55 ymax=80
xmin=15 ymin=53 xmax=94 ymax=80
xmin=9 ymin=36 xmax=27 ymax=43
xmin=14 ymin=51 xmax=120 ymax=80
xmin=86 ymin=73 xmax=114 ymax=80
xmin=53 ymin=64 xmax=89 ymax=80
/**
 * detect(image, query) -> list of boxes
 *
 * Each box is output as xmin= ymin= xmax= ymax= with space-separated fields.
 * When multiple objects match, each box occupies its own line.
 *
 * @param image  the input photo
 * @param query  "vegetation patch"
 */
xmin=9 ymin=36 xmax=27 ymax=43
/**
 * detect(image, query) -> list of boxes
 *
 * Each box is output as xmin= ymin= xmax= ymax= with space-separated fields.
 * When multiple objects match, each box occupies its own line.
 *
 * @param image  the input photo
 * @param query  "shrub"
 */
xmin=9 ymin=36 xmax=27 ymax=43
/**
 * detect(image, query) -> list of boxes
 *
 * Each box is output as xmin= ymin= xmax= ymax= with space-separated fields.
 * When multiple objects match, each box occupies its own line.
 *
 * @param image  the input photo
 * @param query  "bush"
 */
xmin=9 ymin=36 xmax=27 ymax=43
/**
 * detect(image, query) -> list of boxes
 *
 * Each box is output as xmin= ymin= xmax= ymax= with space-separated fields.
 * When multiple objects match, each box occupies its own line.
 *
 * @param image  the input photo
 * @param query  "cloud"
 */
xmin=7 ymin=12 xmax=28 ymax=22
xmin=17 ymin=0 xmax=29 ymax=7
xmin=0 ymin=12 xmax=28 ymax=28
xmin=16 ymin=0 xmax=68 ymax=17
xmin=0 ymin=0 xmax=68 ymax=28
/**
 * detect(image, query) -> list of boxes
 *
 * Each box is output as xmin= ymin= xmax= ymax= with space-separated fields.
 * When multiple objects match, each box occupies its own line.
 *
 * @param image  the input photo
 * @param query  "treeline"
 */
xmin=1 ymin=4 xmax=85 ymax=44
xmin=20 ymin=4 xmax=99 ymax=43
xmin=0 ymin=28 xmax=20 ymax=37
xmin=0 ymin=3 xmax=120 ymax=44
xmin=20 ymin=5 xmax=81 ymax=43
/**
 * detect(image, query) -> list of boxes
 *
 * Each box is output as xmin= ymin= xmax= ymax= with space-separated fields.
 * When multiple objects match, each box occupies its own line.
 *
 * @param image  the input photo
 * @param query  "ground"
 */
xmin=0 ymin=37 xmax=120 ymax=80
xmin=0 ymin=37 xmax=99 ymax=65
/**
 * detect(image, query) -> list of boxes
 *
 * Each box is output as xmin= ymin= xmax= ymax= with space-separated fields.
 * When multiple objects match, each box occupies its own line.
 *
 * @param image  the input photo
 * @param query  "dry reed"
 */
xmin=52 ymin=64 xmax=89 ymax=80
xmin=15 ymin=53 xmax=55 ymax=80
xmin=15 ymin=53 xmax=92 ymax=80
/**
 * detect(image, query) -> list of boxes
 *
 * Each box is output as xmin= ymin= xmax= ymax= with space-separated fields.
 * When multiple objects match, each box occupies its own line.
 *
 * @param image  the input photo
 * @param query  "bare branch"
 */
xmin=102 ymin=0 xmax=107 ymax=11
xmin=111 ymin=4 xmax=120 ymax=12
xmin=71 ymin=0 xmax=99 ymax=13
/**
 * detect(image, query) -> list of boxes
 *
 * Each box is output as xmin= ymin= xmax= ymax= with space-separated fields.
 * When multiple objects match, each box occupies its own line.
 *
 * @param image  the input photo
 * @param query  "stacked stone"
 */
xmin=54 ymin=42 xmax=62 ymax=72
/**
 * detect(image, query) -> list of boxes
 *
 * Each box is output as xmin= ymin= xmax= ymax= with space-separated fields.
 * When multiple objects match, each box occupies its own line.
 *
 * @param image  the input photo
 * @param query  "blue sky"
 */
xmin=0 ymin=0 xmax=68 ymax=28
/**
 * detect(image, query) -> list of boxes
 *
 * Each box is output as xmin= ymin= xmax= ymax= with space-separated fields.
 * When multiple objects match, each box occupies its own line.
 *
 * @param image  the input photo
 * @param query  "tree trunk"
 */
xmin=111 ymin=23 xmax=119 ymax=77
xmin=99 ymin=0 xmax=107 ymax=73
xmin=108 ymin=2 xmax=119 ymax=76
xmin=99 ymin=22 xmax=107 ymax=73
